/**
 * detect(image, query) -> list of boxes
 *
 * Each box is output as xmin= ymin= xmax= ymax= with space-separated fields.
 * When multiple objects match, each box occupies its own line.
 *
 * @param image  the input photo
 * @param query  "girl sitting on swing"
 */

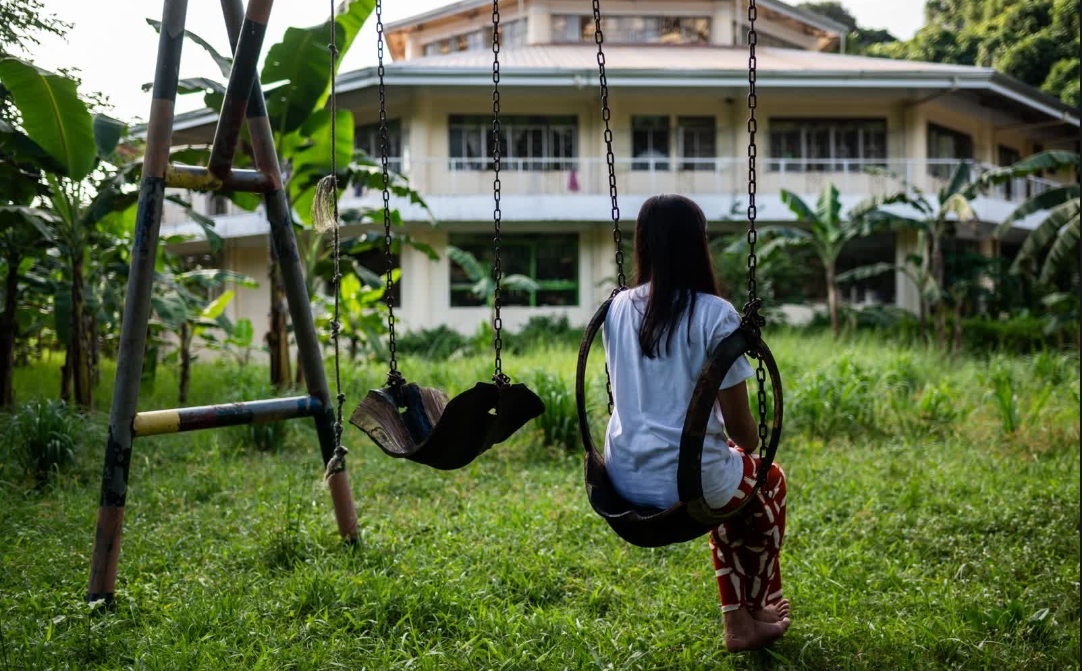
xmin=603 ymin=194 xmax=790 ymax=652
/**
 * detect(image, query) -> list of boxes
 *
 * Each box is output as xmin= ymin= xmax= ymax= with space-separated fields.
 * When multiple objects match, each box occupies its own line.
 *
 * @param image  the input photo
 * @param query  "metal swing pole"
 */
xmin=87 ymin=0 xmax=358 ymax=605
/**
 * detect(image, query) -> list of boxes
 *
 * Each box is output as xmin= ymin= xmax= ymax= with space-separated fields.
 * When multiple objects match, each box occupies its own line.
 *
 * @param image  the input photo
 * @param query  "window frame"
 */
xmin=632 ymin=115 xmax=671 ymax=171
xmin=448 ymin=232 xmax=580 ymax=308
xmin=448 ymin=114 xmax=578 ymax=172
xmin=927 ymin=122 xmax=974 ymax=179
xmin=767 ymin=118 xmax=888 ymax=172
xmin=677 ymin=116 xmax=716 ymax=172
xmin=550 ymin=14 xmax=711 ymax=44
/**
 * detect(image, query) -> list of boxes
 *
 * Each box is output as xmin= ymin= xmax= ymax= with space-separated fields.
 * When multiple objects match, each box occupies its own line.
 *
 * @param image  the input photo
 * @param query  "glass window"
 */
xmin=354 ymin=120 xmax=403 ymax=193
xmin=448 ymin=115 xmax=577 ymax=171
xmin=632 ymin=115 xmax=670 ymax=171
xmin=552 ymin=14 xmax=710 ymax=44
xmin=927 ymin=123 xmax=973 ymax=178
xmin=449 ymin=233 xmax=579 ymax=307
xmin=768 ymin=119 xmax=888 ymax=172
xmin=422 ymin=19 xmax=524 ymax=56
xmin=678 ymin=117 xmax=715 ymax=171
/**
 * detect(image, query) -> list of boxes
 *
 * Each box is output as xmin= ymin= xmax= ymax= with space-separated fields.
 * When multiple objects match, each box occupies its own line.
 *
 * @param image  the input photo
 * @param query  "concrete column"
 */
xmin=894 ymin=229 xmax=920 ymax=314
xmin=527 ymin=0 xmax=551 ymax=45
xmin=712 ymin=0 xmax=735 ymax=46
xmin=405 ymin=33 xmax=422 ymax=60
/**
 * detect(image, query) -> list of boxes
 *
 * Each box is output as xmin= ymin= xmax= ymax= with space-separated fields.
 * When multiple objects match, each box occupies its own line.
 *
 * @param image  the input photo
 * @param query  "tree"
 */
xmin=867 ymin=0 xmax=1080 ymax=106
xmin=981 ymin=151 xmax=1081 ymax=285
xmin=797 ymin=2 xmax=897 ymax=54
xmin=0 ymin=0 xmax=70 ymax=56
xmin=744 ymin=184 xmax=883 ymax=339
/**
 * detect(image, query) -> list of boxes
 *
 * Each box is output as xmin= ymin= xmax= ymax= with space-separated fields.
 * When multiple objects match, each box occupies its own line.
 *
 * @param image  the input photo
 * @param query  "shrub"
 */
xmin=220 ymin=368 xmax=298 ymax=452
xmin=790 ymin=356 xmax=877 ymax=440
xmin=530 ymin=370 xmax=580 ymax=452
xmin=395 ymin=325 xmax=470 ymax=359
xmin=514 ymin=315 xmax=578 ymax=352
xmin=2 ymin=399 xmax=82 ymax=482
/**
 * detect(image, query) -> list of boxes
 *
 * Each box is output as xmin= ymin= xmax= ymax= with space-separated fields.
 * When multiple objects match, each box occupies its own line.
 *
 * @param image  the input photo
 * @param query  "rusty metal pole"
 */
xmin=87 ymin=0 xmax=189 ymax=605
xmin=220 ymin=0 xmax=359 ymax=542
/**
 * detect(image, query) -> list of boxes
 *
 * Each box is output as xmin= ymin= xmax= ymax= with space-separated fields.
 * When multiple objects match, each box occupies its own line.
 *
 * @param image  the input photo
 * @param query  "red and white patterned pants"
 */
xmin=708 ymin=449 xmax=788 ymax=612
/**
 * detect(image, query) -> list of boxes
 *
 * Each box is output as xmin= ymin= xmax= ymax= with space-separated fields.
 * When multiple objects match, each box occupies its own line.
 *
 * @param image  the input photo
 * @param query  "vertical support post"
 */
xmin=87 ymin=0 xmax=189 ymax=604
xmin=220 ymin=0 xmax=359 ymax=541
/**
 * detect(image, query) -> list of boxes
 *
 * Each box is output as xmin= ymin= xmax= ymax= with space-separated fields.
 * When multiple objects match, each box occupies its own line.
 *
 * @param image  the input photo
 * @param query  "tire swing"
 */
xmin=347 ymin=0 xmax=545 ymax=470
xmin=574 ymin=0 xmax=784 ymax=548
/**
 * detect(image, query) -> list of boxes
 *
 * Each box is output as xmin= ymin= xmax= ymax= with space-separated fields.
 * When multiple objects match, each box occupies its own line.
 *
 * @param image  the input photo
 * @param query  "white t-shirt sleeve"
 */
xmin=706 ymin=298 xmax=755 ymax=390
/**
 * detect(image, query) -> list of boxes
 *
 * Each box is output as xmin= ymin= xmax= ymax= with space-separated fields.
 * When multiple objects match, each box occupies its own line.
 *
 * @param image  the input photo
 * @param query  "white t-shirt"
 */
xmin=602 ymin=284 xmax=754 ymax=510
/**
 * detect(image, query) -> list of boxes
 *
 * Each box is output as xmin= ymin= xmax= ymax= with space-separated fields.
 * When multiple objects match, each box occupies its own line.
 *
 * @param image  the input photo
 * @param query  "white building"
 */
xmin=159 ymin=0 xmax=1080 ymax=345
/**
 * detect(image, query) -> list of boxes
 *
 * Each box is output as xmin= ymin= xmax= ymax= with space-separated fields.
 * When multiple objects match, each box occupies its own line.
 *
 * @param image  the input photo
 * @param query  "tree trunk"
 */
xmin=89 ymin=316 xmax=100 ymax=386
xmin=952 ymin=301 xmax=963 ymax=354
xmin=179 ymin=323 xmax=191 ymax=404
xmin=295 ymin=352 xmax=306 ymax=388
xmin=825 ymin=263 xmax=840 ymax=340
xmin=70 ymin=254 xmax=93 ymax=409
xmin=0 ymin=254 xmax=18 ymax=407
xmin=930 ymin=227 xmax=947 ymax=349
xmin=60 ymin=343 xmax=71 ymax=402
xmin=917 ymin=298 xmax=928 ymax=344
xmin=267 ymin=244 xmax=291 ymax=391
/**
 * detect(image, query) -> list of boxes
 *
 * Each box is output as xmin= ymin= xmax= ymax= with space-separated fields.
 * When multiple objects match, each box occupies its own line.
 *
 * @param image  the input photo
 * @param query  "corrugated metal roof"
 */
xmin=393 ymin=44 xmax=986 ymax=75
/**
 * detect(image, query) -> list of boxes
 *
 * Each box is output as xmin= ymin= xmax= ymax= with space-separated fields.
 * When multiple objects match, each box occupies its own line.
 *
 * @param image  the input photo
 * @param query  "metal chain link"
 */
xmin=490 ymin=0 xmax=509 ymax=386
xmin=324 ymin=0 xmax=347 ymax=474
xmin=375 ymin=0 xmax=402 ymax=387
xmin=592 ymin=0 xmax=624 ymax=291
xmin=745 ymin=0 xmax=770 ymax=461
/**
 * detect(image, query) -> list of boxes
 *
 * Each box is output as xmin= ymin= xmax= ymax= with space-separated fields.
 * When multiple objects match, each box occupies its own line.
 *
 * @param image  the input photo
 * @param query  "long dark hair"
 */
xmin=633 ymin=194 xmax=720 ymax=358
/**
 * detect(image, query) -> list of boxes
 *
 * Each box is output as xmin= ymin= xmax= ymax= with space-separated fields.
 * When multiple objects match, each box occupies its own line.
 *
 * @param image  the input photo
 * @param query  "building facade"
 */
xmin=159 ymin=0 xmax=1080 ymax=346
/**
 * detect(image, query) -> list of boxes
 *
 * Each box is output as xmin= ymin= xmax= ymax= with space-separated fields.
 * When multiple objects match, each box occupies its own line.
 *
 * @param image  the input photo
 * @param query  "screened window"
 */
xmin=448 ymin=115 xmax=577 ymax=171
xmin=632 ymin=116 xmax=670 ymax=171
xmin=678 ymin=117 xmax=716 ymax=171
xmin=768 ymin=119 xmax=887 ymax=171
xmin=449 ymin=233 xmax=579 ymax=307
xmin=927 ymin=123 xmax=973 ymax=178
xmin=422 ymin=19 xmax=526 ymax=56
xmin=551 ymin=15 xmax=710 ymax=44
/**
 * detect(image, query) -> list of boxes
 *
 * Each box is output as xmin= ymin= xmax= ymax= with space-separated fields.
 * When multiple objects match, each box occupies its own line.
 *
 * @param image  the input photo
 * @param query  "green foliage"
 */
xmin=790 ymin=355 xmax=877 ymax=439
xmin=395 ymin=325 xmax=470 ymax=359
xmin=866 ymin=0 xmax=1080 ymax=106
xmin=0 ymin=0 xmax=70 ymax=55
xmin=0 ymin=57 xmax=96 ymax=181
xmin=530 ymin=369 xmax=580 ymax=452
xmin=2 ymin=398 xmax=82 ymax=481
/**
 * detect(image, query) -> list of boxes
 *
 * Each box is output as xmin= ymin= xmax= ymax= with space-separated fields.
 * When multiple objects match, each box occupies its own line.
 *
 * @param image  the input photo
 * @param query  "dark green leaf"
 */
xmin=92 ymin=114 xmax=126 ymax=158
xmin=0 ymin=57 xmax=96 ymax=180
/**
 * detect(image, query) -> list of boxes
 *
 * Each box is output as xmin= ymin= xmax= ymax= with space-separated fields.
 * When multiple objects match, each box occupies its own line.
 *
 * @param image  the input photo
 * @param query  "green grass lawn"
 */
xmin=2 ymin=332 xmax=1079 ymax=670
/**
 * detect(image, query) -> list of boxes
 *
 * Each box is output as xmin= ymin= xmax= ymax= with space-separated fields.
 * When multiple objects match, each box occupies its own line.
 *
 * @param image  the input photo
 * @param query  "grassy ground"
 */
xmin=1 ymin=332 xmax=1079 ymax=670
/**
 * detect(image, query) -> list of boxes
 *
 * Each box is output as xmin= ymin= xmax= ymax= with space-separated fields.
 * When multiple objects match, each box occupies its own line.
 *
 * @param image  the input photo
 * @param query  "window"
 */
xmin=448 ymin=115 xmax=577 ymax=171
xmin=632 ymin=116 xmax=670 ymax=171
xmin=768 ymin=119 xmax=887 ymax=171
xmin=927 ymin=123 xmax=973 ymax=178
xmin=209 ymin=195 xmax=230 ymax=216
xmin=422 ymin=19 xmax=526 ymax=56
xmin=551 ymin=15 xmax=710 ymax=44
xmin=747 ymin=31 xmax=802 ymax=49
xmin=354 ymin=120 xmax=403 ymax=194
xmin=998 ymin=145 xmax=1022 ymax=200
xmin=677 ymin=117 xmax=716 ymax=171
xmin=449 ymin=233 xmax=579 ymax=307
xmin=326 ymin=234 xmax=401 ymax=305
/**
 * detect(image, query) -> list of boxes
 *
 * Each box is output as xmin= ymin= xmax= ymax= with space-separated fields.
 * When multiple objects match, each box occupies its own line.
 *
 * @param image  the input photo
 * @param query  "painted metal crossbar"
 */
xmin=132 ymin=396 xmax=324 ymax=437
xmin=86 ymin=0 xmax=359 ymax=606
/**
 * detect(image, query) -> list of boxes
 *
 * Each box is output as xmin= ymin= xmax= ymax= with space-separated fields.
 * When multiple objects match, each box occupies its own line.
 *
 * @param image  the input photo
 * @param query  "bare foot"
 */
xmin=724 ymin=607 xmax=790 ymax=652
xmin=751 ymin=599 xmax=790 ymax=623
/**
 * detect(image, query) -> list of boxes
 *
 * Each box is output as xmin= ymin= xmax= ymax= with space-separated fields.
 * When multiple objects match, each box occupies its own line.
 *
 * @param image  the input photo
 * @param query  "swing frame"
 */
xmin=86 ymin=0 xmax=359 ymax=605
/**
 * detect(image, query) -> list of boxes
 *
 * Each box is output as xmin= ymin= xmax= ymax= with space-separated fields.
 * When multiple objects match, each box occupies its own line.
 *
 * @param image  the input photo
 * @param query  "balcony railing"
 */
xmin=350 ymin=156 xmax=1054 ymax=205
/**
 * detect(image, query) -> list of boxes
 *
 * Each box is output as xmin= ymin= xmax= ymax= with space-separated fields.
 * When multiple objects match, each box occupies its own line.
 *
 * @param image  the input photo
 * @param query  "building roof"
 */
xmin=165 ymin=45 xmax=1079 ymax=133
xmin=385 ymin=0 xmax=849 ymax=37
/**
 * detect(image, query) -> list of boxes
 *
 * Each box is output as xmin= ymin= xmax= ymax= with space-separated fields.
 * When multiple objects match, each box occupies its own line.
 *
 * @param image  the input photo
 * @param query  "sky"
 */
xmin=24 ymin=0 xmax=927 ymax=124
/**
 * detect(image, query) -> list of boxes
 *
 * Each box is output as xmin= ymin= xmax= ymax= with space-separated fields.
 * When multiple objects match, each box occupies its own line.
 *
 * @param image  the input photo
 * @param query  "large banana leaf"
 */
xmin=994 ymin=184 xmax=1081 ymax=237
xmin=288 ymin=109 xmax=355 ymax=226
xmin=1039 ymin=218 xmax=1078 ymax=285
xmin=93 ymin=115 xmax=127 ymax=158
xmin=974 ymin=150 xmax=1080 ymax=191
xmin=815 ymin=183 xmax=841 ymax=228
xmin=1009 ymin=199 xmax=1080 ymax=275
xmin=0 ymin=57 xmax=96 ymax=181
xmin=262 ymin=0 xmax=374 ymax=137
xmin=779 ymin=189 xmax=817 ymax=224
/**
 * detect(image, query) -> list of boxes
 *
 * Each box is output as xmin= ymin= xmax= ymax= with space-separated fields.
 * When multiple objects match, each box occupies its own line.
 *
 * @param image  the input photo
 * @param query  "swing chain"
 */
xmin=324 ymin=0 xmax=348 ymax=477
xmin=744 ymin=0 xmax=770 ymax=457
xmin=490 ymin=0 xmax=509 ymax=386
xmin=592 ymin=0 xmax=624 ymax=291
xmin=376 ymin=0 xmax=403 ymax=388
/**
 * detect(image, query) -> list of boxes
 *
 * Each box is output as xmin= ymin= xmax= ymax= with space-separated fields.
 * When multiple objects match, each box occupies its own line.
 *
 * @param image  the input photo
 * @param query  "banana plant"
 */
xmin=151 ymin=265 xmax=258 ymax=403
xmin=446 ymin=245 xmax=540 ymax=334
